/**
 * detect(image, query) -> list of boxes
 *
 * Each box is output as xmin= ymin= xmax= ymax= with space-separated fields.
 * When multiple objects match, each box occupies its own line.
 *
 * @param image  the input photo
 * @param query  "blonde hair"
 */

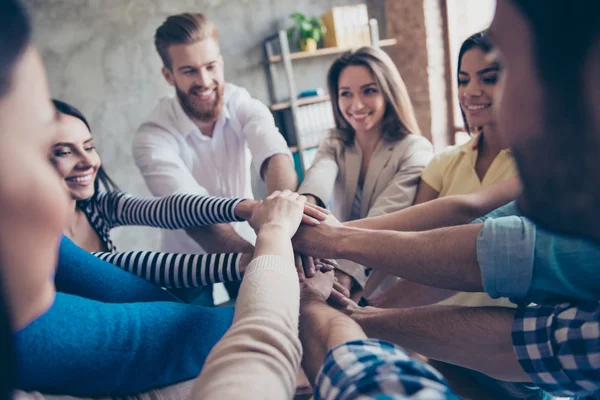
xmin=154 ymin=13 xmax=219 ymax=69
xmin=327 ymin=46 xmax=421 ymax=143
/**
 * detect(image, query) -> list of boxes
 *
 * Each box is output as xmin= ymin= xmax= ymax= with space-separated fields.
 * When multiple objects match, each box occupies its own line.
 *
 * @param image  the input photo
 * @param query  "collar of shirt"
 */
xmin=460 ymin=132 xmax=512 ymax=160
xmin=171 ymin=86 xmax=232 ymax=140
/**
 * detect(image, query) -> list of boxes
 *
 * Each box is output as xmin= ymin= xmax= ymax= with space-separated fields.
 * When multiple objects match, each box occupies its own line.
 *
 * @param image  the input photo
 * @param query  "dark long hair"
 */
xmin=52 ymin=100 xmax=119 ymax=201
xmin=457 ymin=31 xmax=494 ymax=134
xmin=327 ymin=46 xmax=421 ymax=145
xmin=0 ymin=1 xmax=30 ymax=398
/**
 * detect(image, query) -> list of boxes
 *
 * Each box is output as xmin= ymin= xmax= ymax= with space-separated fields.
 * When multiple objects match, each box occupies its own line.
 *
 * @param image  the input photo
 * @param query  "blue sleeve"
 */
xmin=95 ymin=191 xmax=245 ymax=229
xmin=314 ymin=339 xmax=459 ymax=400
xmin=476 ymin=215 xmax=600 ymax=303
xmin=472 ymin=200 xmax=522 ymax=223
xmin=15 ymin=293 xmax=233 ymax=396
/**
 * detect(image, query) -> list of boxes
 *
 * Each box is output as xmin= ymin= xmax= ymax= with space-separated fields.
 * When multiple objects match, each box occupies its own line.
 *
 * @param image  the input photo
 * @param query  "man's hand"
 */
xmin=249 ymin=190 xmax=306 ymax=238
xmin=334 ymin=269 xmax=356 ymax=292
xmin=295 ymin=254 xmax=337 ymax=280
xmin=293 ymin=213 xmax=344 ymax=258
xmin=301 ymin=269 xmax=351 ymax=308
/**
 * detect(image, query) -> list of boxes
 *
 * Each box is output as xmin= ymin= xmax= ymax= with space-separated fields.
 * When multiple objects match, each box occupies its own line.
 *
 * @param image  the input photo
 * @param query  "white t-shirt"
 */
xmin=133 ymin=82 xmax=293 ymax=254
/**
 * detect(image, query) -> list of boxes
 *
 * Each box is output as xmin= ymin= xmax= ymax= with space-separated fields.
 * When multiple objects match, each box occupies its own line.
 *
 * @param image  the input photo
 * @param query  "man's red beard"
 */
xmin=176 ymin=83 xmax=224 ymax=121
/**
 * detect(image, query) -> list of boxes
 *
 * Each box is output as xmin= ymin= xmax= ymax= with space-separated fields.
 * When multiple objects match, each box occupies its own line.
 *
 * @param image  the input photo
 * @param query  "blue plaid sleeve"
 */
xmin=513 ymin=301 xmax=600 ymax=397
xmin=314 ymin=339 xmax=459 ymax=399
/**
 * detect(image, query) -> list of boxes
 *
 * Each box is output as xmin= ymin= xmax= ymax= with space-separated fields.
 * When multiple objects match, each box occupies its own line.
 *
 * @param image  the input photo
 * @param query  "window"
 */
xmin=444 ymin=0 xmax=496 ymax=143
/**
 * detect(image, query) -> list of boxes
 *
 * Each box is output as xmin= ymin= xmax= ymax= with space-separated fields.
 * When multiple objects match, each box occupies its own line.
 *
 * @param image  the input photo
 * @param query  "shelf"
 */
xmin=267 ymin=38 xmax=397 ymax=64
xmin=269 ymin=95 xmax=330 ymax=111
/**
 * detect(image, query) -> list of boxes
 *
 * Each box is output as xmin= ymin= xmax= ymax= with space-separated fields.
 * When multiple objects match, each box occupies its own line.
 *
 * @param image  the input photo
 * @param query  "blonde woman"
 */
xmin=299 ymin=46 xmax=433 ymax=296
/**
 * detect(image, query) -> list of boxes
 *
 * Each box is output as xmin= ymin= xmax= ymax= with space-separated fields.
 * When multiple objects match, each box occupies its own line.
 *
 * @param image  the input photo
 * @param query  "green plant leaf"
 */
xmin=290 ymin=12 xmax=305 ymax=26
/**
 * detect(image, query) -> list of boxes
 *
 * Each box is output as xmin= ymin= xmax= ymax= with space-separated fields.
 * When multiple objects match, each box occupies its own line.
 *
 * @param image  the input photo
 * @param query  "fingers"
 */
xmin=303 ymin=255 xmax=316 ymax=278
xmin=302 ymin=203 xmax=329 ymax=222
xmin=328 ymin=288 xmax=350 ymax=308
xmin=316 ymin=258 xmax=337 ymax=272
xmin=333 ymin=280 xmax=350 ymax=298
xmin=294 ymin=253 xmax=305 ymax=282
xmin=301 ymin=214 xmax=321 ymax=226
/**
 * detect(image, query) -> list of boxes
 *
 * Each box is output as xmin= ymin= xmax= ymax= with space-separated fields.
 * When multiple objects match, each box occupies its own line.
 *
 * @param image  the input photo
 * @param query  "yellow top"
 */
xmin=421 ymin=134 xmax=517 ymax=197
xmin=422 ymin=134 xmax=518 ymax=307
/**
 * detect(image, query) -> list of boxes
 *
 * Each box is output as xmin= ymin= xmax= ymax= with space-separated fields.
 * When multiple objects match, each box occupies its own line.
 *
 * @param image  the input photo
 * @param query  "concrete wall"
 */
xmin=23 ymin=0 xmax=370 ymax=250
xmin=23 ymin=0 xmax=436 ymax=251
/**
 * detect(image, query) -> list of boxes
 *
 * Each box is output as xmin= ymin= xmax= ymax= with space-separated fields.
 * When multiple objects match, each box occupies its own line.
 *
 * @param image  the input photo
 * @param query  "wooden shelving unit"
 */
xmin=269 ymin=95 xmax=330 ymax=111
xmin=266 ymin=38 xmax=397 ymax=64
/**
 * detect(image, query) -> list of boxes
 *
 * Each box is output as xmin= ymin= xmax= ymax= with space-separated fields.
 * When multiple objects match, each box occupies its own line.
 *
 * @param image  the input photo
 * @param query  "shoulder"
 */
xmin=396 ymin=134 xmax=433 ymax=152
xmin=224 ymin=82 xmax=255 ymax=109
xmin=137 ymin=97 xmax=177 ymax=131
xmin=318 ymin=131 xmax=347 ymax=155
xmin=388 ymin=134 xmax=433 ymax=165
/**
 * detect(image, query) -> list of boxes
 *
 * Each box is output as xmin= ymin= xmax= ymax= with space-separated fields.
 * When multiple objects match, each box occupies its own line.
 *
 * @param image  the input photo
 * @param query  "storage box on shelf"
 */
xmin=322 ymin=4 xmax=371 ymax=49
xmin=262 ymin=13 xmax=397 ymax=180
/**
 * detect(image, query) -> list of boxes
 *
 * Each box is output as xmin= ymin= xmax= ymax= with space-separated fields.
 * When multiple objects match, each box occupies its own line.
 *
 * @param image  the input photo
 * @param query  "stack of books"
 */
xmin=321 ymin=4 xmax=371 ymax=49
xmin=295 ymin=100 xmax=336 ymax=149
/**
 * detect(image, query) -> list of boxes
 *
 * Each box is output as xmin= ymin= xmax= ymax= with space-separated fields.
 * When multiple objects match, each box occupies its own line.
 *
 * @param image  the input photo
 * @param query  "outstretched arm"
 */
xmin=192 ymin=191 xmax=306 ymax=400
xmin=299 ymin=282 xmax=460 ymax=399
xmin=349 ymin=305 xmax=529 ymax=382
xmin=93 ymin=251 xmax=251 ymax=288
xmin=346 ymin=177 xmax=519 ymax=231
xmin=295 ymin=221 xmax=484 ymax=292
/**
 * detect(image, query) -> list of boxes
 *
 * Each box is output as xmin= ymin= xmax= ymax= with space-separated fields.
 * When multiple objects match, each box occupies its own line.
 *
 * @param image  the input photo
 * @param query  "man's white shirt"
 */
xmin=133 ymin=82 xmax=293 ymax=254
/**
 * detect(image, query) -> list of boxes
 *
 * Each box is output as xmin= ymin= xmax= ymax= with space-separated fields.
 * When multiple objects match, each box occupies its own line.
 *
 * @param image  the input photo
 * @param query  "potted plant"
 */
xmin=287 ymin=12 xmax=326 ymax=52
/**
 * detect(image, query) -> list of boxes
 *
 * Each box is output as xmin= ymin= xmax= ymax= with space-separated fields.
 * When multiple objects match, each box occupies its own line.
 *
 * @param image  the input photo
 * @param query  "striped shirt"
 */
xmin=79 ymin=191 xmax=244 ymax=252
xmin=79 ymin=191 xmax=246 ymax=288
xmin=93 ymin=251 xmax=243 ymax=288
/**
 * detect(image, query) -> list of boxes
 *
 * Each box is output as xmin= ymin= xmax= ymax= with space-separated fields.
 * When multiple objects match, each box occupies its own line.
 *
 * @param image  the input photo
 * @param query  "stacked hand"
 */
xmin=237 ymin=195 xmax=330 ymax=227
xmin=248 ymin=190 xmax=350 ymax=307
xmin=248 ymin=190 xmax=308 ymax=237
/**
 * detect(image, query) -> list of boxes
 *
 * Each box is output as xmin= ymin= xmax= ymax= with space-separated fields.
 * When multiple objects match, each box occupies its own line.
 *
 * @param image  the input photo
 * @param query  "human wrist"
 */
xmin=254 ymin=225 xmax=294 ymax=259
xmin=331 ymin=226 xmax=360 ymax=259
xmin=234 ymin=199 xmax=258 ymax=220
xmin=300 ymin=285 xmax=328 ymax=307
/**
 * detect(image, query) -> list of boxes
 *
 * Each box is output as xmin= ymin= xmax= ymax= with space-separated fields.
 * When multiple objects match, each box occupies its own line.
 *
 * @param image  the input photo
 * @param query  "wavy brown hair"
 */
xmin=327 ymin=46 xmax=421 ymax=144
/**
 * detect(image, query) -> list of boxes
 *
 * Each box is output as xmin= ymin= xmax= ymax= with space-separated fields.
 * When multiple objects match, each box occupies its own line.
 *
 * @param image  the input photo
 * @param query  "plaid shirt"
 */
xmin=513 ymin=301 xmax=600 ymax=397
xmin=315 ymin=339 xmax=459 ymax=399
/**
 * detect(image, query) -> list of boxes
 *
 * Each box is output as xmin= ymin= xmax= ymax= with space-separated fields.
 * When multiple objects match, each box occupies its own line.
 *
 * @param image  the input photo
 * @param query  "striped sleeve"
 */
xmin=95 ymin=191 xmax=245 ymax=229
xmin=93 ymin=251 xmax=243 ymax=288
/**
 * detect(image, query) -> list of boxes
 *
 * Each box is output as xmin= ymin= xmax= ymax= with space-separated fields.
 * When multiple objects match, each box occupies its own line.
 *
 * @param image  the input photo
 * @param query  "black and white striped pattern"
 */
xmin=81 ymin=191 xmax=245 ymax=251
xmin=93 ymin=251 xmax=242 ymax=288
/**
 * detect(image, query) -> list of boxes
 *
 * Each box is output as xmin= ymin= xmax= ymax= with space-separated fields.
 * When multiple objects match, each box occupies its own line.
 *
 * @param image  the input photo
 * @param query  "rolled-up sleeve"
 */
xmin=476 ymin=216 xmax=536 ymax=299
xmin=476 ymin=204 xmax=600 ymax=303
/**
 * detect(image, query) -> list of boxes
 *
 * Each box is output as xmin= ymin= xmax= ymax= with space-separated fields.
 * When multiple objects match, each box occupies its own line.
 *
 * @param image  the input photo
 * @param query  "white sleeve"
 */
xmin=232 ymin=92 xmax=293 ymax=175
xmin=132 ymin=125 xmax=208 ymax=197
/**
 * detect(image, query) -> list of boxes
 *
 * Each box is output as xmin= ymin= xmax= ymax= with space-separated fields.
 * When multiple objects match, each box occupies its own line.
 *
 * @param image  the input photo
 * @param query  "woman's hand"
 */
xmin=249 ymin=190 xmax=306 ymax=238
xmin=236 ymin=197 xmax=330 ymax=226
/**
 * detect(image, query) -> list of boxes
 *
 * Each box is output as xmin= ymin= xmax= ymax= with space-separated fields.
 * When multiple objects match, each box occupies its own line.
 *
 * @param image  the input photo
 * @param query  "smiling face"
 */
xmin=458 ymin=47 xmax=499 ymax=131
xmin=51 ymin=114 xmax=101 ymax=201
xmin=0 ymin=47 xmax=69 ymax=329
xmin=162 ymin=38 xmax=225 ymax=122
xmin=337 ymin=65 xmax=386 ymax=136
